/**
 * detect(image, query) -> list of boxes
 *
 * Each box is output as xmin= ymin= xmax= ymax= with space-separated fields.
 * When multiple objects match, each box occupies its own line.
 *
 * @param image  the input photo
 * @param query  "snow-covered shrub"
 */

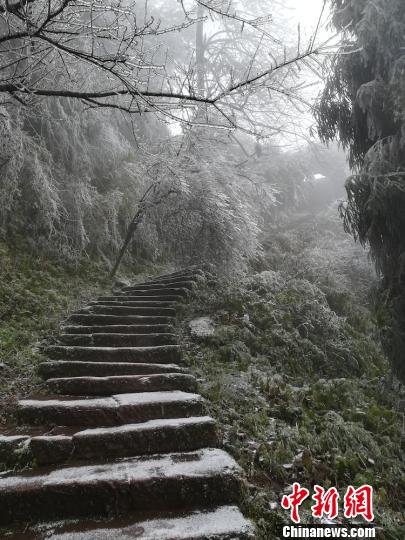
xmin=0 ymin=103 xmax=270 ymax=271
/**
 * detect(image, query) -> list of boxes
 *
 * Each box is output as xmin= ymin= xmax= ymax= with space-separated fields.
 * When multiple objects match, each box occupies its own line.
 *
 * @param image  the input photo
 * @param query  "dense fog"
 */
xmin=0 ymin=2 xmax=404 ymax=539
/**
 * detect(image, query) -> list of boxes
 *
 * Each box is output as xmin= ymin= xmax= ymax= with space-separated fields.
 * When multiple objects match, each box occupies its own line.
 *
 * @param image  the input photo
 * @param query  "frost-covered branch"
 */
xmin=0 ymin=0 xmax=334 ymax=135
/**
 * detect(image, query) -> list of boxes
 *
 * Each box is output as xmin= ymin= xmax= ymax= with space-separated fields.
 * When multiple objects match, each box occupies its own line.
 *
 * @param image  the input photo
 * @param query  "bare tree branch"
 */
xmin=0 ymin=0 xmax=336 ymax=136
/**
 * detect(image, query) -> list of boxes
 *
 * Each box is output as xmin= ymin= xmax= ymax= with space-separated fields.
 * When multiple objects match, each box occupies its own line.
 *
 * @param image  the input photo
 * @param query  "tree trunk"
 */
xmin=109 ymin=211 xmax=143 ymax=279
xmin=196 ymin=3 xmax=205 ymax=98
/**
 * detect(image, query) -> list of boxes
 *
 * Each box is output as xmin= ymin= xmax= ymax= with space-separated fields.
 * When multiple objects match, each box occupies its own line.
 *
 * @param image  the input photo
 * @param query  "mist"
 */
xmin=0 ymin=1 xmax=403 ymax=539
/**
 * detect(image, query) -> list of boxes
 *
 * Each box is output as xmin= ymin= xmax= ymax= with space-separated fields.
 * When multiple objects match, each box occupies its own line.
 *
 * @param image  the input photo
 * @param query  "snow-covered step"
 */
xmin=44 ymin=345 xmax=181 ymax=363
xmin=38 ymin=361 xmax=186 ymax=380
xmin=98 ymin=295 xmax=183 ymax=303
xmin=120 ymin=287 xmax=189 ymax=297
xmin=61 ymin=324 xmax=174 ymax=334
xmin=58 ymin=333 xmax=177 ymax=347
xmin=0 ymin=449 xmax=243 ymax=525
xmin=148 ymin=271 xmax=202 ymax=280
xmin=71 ymin=416 xmax=217 ymax=460
xmin=47 ymin=506 xmax=255 ymax=539
xmin=17 ymin=391 xmax=205 ymax=427
xmin=136 ymin=277 xmax=195 ymax=287
xmin=46 ymin=373 xmax=197 ymax=395
xmin=129 ymin=279 xmax=197 ymax=288
xmin=149 ymin=268 xmax=201 ymax=278
xmin=144 ymin=270 xmax=205 ymax=283
xmin=143 ymin=278 xmax=201 ymax=288
xmin=67 ymin=314 xmax=174 ymax=326
xmin=0 ymin=268 xmax=253 ymax=537
xmin=77 ymin=305 xmax=176 ymax=316
xmin=91 ymin=299 xmax=177 ymax=307
xmin=149 ymin=275 xmax=205 ymax=285
xmin=3 ymin=417 xmax=217 ymax=466
xmin=2 ymin=420 xmax=217 ymax=468
xmin=122 ymin=281 xmax=195 ymax=292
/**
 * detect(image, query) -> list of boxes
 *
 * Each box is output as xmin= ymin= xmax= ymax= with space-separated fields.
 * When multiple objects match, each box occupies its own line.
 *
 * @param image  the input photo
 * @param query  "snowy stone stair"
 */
xmin=90 ymin=299 xmax=178 ymax=307
xmin=146 ymin=277 xmax=202 ymax=286
xmin=44 ymin=344 xmax=181 ymax=363
xmin=46 ymin=506 xmax=255 ymax=539
xmin=105 ymin=294 xmax=185 ymax=302
xmin=18 ymin=391 xmax=205 ymax=427
xmin=61 ymin=323 xmax=174 ymax=334
xmin=0 ymin=416 xmax=218 ymax=467
xmin=28 ymin=416 xmax=218 ymax=465
xmin=67 ymin=313 xmax=175 ymax=325
xmin=119 ymin=287 xmax=191 ymax=297
xmin=38 ymin=361 xmax=186 ymax=379
xmin=58 ymin=332 xmax=177 ymax=347
xmin=46 ymin=373 xmax=198 ymax=395
xmin=144 ymin=269 xmax=205 ymax=283
xmin=122 ymin=280 xmax=196 ymax=292
xmin=0 ymin=449 xmax=242 ymax=525
xmin=77 ymin=304 xmax=177 ymax=316
xmin=0 ymin=268 xmax=254 ymax=537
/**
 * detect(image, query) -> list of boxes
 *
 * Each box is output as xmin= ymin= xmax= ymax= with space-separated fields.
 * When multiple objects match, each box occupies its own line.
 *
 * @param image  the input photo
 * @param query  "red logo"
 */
xmin=344 ymin=485 xmax=374 ymax=522
xmin=281 ymin=482 xmax=310 ymax=524
xmin=311 ymin=485 xmax=340 ymax=520
xmin=281 ymin=483 xmax=374 ymax=523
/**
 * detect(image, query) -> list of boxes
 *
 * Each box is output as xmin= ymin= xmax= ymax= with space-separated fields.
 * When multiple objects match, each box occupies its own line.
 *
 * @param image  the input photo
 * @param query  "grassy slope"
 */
xmin=182 ymin=210 xmax=404 ymax=540
xmin=0 ymin=241 xmax=168 ymax=431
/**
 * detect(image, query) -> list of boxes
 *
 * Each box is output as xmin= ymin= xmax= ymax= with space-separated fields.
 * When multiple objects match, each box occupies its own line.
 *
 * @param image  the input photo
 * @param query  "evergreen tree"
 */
xmin=316 ymin=0 xmax=405 ymax=382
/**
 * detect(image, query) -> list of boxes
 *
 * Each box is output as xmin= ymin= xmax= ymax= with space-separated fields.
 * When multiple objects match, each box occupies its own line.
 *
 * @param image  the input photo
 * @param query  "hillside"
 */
xmin=182 ymin=209 xmax=405 ymax=539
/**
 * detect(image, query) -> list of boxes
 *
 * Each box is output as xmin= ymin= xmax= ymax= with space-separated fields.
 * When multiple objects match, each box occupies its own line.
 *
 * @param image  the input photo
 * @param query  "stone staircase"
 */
xmin=0 ymin=268 xmax=255 ymax=539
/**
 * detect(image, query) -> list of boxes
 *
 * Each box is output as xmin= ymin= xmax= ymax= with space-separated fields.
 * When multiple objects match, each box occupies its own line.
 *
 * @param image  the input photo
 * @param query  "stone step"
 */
xmin=0 ymin=449 xmax=242 ymax=525
xmin=67 ymin=314 xmax=174 ymax=326
xmin=119 ymin=287 xmax=189 ymax=297
xmin=94 ymin=299 xmax=178 ymax=306
xmin=103 ymin=294 xmax=183 ymax=302
xmin=1 ymin=417 xmax=216 ymax=467
xmin=26 ymin=416 xmax=217 ymax=466
xmin=122 ymin=281 xmax=195 ymax=292
xmin=44 ymin=345 xmax=181 ymax=363
xmin=0 ymin=269 xmax=254 ymax=538
xmin=144 ymin=269 xmax=205 ymax=282
xmin=46 ymin=506 xmax=255 ymax=539
xmin=38 ymin=361 xmax=186 ymax=380
xmin=18 ymin=391 xmax=205 ymax=427
xmin=72 ymin=416 xmax=217 ymax=460
xmin=139 ymin=278 xmax=199 ymax=287
xmin=61 ymin=324 xmax=174 ymax=334
xmin=46 ymin=373 xmax=198 ymax=396
xmin=78 ymin=305 xmax=177 ymax=317
xmin=58 ymin=333 xmax=177 ymax=347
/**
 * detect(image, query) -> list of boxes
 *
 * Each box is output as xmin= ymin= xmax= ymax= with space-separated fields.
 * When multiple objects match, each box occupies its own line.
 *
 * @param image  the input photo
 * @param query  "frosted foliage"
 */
xmin=247 ymin=271 xmax=344 ymax=339
xmin=128 ymin=132 xmax=272 ymax=271
xmin=287 ymin=279 xmax=329 ymax=305
xmin=0 ymin=101 xmax=270 ymax=269
xmin=245 ymin=270 xmax=286 ymax=293
xmin=0 ymin=101 xmax=147 ymax=258
xmin=317 ymin=410 xmax=381 ymax=457
xmin=0 ymin=109 xmax=23 ymax=217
